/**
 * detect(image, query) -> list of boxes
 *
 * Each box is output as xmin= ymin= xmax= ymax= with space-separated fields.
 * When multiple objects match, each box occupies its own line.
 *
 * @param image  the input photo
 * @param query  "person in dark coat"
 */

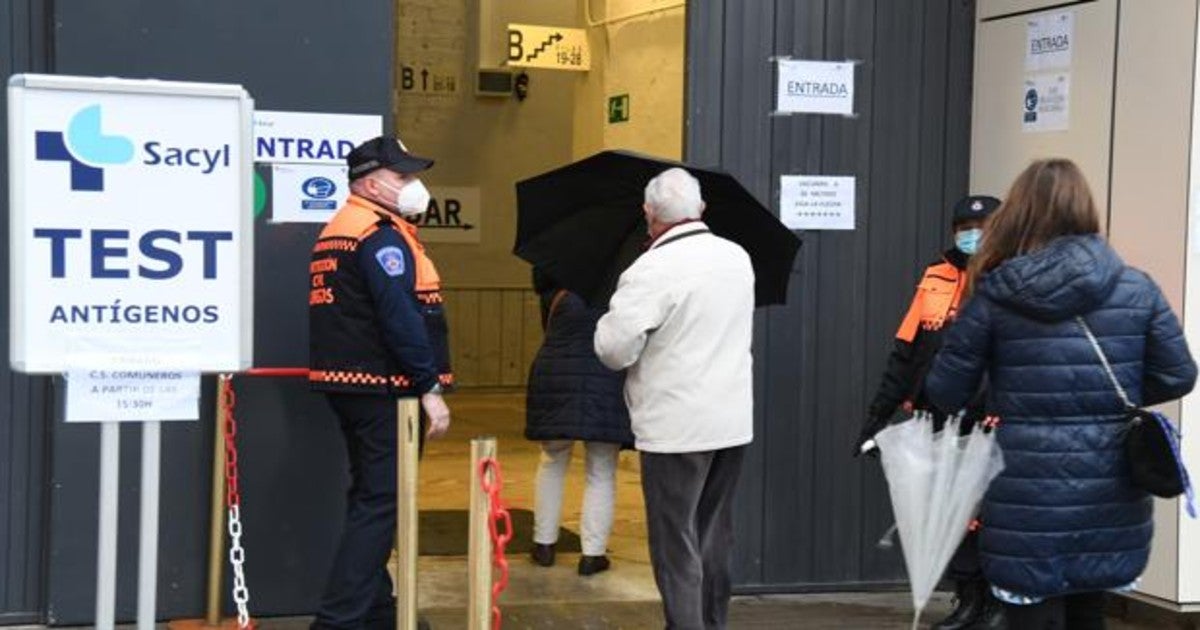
xmin=857 ymin=194 xmax=1005 ymax=630
xmin=925 ymin=158 xmax=1197 ymax=629
xmin=525 ymin=268 xmax=634 ymax=576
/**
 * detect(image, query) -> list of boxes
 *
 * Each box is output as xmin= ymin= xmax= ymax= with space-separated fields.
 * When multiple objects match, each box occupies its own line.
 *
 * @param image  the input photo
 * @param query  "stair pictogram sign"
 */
xmin=527 ymin=33 xmax=563 ymax=62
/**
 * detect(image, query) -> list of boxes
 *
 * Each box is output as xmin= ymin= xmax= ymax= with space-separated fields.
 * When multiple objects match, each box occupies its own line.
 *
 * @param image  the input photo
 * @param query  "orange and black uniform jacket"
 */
xmin=867 ymin=248 xmax=972 ymax=421
xmin=308 ymin=195 xmax=454 ymax=396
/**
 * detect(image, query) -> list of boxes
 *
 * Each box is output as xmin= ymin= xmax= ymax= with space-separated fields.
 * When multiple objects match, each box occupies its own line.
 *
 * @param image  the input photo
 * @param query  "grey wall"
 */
xmin=686 ymin=0 xmax=976 ymax=590
xmin=0 ymin=1 xmax=53 ymax=623
xmin=1 ymin=0 xmax=395 ymax=623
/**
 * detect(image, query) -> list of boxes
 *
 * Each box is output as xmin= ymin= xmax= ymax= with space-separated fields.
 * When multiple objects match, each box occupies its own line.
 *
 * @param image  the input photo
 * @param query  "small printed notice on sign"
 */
xmin=64 ymin=335 xmax=202 ymax=422
xmin=780 ymin=175 xmax=856 ymax=231
xmin=1022 ymin=73 xmax=1070 ymax=133
xmin=271 ymin=163 xmax=351 ymax=224
xmin=775 ymin=60 xmax=855 ymax=116
xmin=1026 ymin=10 xmax=1073 ymax=71
xmin=67 ymin=368 xmax=200 ymax=422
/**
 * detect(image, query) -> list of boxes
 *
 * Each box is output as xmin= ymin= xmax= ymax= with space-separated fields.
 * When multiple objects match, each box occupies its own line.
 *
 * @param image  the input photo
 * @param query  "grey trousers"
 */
xmin=640 ymin=446 xmax=746 ymax=630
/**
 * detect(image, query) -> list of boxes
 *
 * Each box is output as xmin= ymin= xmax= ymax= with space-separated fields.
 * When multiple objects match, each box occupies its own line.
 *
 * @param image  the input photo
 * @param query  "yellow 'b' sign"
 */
xmin=506 ymin=24 xmax=590 ymax=72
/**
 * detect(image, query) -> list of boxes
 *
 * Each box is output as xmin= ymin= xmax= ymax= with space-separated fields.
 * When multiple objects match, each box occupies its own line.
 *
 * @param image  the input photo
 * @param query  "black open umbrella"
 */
xmin=514 ymin=150 xmax=801 ymax=306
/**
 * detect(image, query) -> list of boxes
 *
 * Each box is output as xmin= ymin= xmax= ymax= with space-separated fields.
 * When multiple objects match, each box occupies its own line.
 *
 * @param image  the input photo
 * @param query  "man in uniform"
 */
xmin=308 ymin=136 xmax=453 ymax=630
xmin=857 ymin=195 xmax=1004 ymax=630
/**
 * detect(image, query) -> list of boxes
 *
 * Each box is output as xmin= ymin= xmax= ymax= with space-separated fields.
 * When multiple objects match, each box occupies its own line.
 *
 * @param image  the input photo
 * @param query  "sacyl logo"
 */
xmin=36 ymin=104 xmax=232 ymax=192
xmin=36 ymin=105 xmax=134 ymax=192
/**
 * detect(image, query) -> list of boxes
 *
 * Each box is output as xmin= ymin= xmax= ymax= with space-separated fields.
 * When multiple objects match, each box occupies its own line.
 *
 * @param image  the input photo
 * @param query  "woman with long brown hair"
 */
xmin=925 ymin=159 xmax=1196 ymax=629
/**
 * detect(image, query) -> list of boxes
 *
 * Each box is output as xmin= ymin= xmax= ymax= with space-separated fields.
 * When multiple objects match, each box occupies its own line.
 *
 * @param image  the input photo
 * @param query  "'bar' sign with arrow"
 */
xmin=408 ymin=186 xmax=482 ymax=244
xmin=506 ymin=24 xmax=590 ymax=71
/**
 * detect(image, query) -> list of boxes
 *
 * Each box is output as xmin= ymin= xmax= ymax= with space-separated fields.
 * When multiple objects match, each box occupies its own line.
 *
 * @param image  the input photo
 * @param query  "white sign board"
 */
xmin=780 ymin=175 xmax=856 ymax=230
xmin=1026 ymin=10 xmax=1073 ymax=71
xmin=1022 ymin=73 xmax=1071 ymax=133
xmin=775 ymin=60 xmax=855 ymax=116
xmin=255 ymin=110 xmax=381 ymax=224
xmin=506 ymin=23 xmax=590 ymax=71
xmin=253 ymin=110 xmax=381 ymax=165
xmin=7 ymin=74 xmax=254 ymax=373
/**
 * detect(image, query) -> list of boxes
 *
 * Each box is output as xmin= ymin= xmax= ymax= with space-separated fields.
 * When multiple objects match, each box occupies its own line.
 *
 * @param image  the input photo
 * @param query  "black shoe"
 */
xmin=530 ymin=543 xmax=555 ymax=567
xmin=965 ymin=594 xmax=1006 ymax=630
xmin=933 ymin=580 xmax=986 ymax=630
xmin=578 ymin=554 xmax=611 ymax=576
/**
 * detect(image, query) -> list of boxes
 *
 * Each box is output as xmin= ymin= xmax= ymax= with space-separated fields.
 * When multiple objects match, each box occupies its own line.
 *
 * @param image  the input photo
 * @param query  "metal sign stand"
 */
xmin=93 ymin=419 xmax=164 ymax=630
xmin=138 ymin=420 xmax=162 ymax=630
xmin=96 ymin=421 xmax=120 ymax=630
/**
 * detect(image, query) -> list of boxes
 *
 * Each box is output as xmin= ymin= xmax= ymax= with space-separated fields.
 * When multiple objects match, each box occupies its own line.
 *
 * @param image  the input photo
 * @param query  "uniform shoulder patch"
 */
xmin=375 ymin=246 xmax=406 ymax=277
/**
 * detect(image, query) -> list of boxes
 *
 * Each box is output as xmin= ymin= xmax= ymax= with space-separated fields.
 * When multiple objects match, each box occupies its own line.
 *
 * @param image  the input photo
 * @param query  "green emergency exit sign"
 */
xmin=608 ymin=94 xmax=630 ymax=123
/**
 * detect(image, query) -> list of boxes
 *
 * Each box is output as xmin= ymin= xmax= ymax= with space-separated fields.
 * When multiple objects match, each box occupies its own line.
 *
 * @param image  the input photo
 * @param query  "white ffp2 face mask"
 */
xmin=378 ymin=178 xmax=432 ymax=217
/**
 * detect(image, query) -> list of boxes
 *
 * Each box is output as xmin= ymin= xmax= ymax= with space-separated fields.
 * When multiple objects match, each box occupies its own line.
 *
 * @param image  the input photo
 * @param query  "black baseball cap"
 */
xmin=952 ymin=195 xmax=1001 ymax=225
xmin=346 ymin=136 xmax=434 ymax=181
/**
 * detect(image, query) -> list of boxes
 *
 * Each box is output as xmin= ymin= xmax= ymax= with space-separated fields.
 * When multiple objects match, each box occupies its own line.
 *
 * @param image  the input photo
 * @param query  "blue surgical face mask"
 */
xmin=955 ymin=228 xmax=982 ymax=255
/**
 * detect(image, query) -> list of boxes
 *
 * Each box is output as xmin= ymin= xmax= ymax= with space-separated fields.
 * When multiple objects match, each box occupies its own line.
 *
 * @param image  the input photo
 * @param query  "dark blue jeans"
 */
xmin=311 ymin=394 xmax=423 ymax=630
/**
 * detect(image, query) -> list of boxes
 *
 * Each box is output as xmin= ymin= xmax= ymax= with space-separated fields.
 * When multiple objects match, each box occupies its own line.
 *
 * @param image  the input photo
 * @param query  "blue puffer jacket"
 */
xmin=525 ymin=291 xmax=634 ymax=445
xmin=926 ymin=234 xmax=1196 ymax=598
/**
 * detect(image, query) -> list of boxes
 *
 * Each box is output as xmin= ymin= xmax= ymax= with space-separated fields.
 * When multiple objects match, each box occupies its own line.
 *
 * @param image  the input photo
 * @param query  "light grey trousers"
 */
xmin=532 ymin=440 xmax=620 ymax=556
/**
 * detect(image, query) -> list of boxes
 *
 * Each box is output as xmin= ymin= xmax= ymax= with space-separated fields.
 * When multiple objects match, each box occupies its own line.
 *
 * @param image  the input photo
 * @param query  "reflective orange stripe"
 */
xmin=308 ymin=370 xmax=454 ymax=390
xmin=308 ymin=369 xmax=413 ymax=389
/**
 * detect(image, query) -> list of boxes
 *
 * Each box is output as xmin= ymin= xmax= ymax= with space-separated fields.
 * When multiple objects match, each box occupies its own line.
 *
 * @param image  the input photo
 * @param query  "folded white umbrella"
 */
xmin=874 ymin=412 xmax=1005 ymax=630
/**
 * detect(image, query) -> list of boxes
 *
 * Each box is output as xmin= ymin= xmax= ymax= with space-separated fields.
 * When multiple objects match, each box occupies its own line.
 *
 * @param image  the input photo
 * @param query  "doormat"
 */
xmin=419 ymin=509 xmax=582 ymax=556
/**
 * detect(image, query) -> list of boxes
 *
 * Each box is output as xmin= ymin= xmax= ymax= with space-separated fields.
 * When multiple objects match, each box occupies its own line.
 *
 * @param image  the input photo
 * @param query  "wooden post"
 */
xmin=468 ymin=436 xmax=497 ymax=630
xmin=206 ymin=376 xmax=230 ymax=626
xmin=396 ymin=398 xmax=421 ymax=630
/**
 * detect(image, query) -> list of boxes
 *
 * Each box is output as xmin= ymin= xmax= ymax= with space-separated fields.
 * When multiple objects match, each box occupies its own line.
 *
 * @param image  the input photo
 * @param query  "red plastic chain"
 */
xmin=222 ymin=376 xmax=240 ymax=510
xmin=479 ymin=457 xmax=512 ymax=629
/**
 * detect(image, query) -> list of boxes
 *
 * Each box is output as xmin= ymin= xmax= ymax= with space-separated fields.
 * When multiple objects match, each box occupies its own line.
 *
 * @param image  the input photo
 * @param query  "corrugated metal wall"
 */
xmin=686 ymin=0 xmax=977 ymax=590
xmin=0 ymin=0 xmax=52 ymax=623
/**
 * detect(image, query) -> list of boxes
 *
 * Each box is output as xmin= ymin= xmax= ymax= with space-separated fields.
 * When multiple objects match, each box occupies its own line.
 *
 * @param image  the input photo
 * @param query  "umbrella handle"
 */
xmin=876 ymin=523 xmax=898 ymax=549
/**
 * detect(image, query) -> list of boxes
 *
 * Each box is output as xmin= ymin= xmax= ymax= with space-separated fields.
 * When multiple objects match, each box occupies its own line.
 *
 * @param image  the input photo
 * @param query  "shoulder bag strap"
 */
xmin=1075 ymin=316 xmax=1136 ymax=410
xmin=545 ymin=289 xmax=569 ymax=331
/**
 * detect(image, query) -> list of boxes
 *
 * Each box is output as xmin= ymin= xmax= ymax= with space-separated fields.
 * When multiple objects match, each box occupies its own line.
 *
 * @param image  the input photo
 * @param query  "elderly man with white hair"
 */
xmin=595 ymin=167 xmax=755 ymax=630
